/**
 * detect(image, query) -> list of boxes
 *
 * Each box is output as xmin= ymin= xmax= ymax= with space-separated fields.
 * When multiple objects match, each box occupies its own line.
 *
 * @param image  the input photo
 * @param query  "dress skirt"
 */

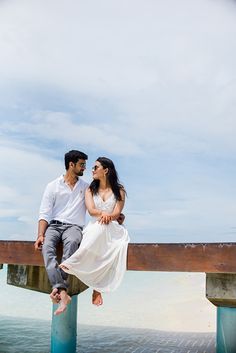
xmin=61 ymin=219 xmax=130 ymax=292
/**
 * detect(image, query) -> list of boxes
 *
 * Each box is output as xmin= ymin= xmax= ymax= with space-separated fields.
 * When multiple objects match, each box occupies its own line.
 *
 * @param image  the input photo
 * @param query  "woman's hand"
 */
xmin=99 ymin=212 xmax=112 ymax=224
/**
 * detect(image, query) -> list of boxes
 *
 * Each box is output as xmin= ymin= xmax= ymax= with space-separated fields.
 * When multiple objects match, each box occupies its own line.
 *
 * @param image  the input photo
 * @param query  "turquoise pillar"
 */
xmin=217 ymin=307 xmax=236 ymax=353
xmin=51 ymin=295 xmax=78 ymax=353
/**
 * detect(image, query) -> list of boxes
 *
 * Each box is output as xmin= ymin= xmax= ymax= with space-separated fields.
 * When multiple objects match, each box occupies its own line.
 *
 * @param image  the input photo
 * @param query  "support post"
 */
xmin=206 ymin=273 xmax=236 ymax=353
xmin=217 ymin=307 xmax=236 ymax=352
xmin=7 ymin=265 xmax=87 ymax=353
xmin=51 ymin=295 xmax=78 ymax=353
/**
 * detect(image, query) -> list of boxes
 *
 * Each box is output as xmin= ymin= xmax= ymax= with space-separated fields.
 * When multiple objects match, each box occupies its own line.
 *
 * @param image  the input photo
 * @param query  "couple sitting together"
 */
xmin=34 ymin=150 xmax=130 ymax=315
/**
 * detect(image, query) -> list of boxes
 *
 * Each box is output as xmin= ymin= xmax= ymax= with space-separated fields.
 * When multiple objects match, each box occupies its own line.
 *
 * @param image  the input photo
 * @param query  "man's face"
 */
xmin=73 ymin=159 xmax=86 ymax=176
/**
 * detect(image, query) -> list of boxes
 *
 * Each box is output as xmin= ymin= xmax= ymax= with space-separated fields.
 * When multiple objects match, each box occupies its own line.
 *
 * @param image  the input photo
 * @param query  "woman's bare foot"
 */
xmin=59 ymin=264 xmax=69 ymax=271
xmin=92 ymin=290 xmax=103 ymax=306
xmin=54 ymin=289 xmax=71 ymax=315
xmin=50 ymin=288 xmax=60 ymax=304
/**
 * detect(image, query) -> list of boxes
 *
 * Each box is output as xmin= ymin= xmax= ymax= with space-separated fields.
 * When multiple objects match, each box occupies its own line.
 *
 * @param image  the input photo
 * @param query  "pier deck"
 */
xmin=1 ymin=240 xmax=236 ymax=353
xmin=0 ymin=240 xmax=236 ymax=272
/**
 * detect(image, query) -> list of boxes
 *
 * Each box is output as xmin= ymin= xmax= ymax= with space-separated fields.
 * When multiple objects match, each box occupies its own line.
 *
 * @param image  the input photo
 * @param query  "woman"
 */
xmin=60 ymin=157 xmax=130 ymax=306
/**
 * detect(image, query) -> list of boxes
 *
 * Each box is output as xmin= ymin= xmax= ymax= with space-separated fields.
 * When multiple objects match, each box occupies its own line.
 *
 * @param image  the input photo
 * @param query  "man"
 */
xmin=34 ymin=150 xmax=88 ymax=315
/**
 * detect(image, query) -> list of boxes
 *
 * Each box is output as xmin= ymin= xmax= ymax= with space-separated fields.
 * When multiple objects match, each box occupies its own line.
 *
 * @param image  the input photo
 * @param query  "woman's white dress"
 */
xmin=61 ymin=193 xmax=130 ymax=292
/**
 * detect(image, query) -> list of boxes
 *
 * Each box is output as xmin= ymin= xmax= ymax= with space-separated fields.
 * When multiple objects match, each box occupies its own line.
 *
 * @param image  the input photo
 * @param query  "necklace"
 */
xmin=98 ymin=187 xmax=112 ymax=201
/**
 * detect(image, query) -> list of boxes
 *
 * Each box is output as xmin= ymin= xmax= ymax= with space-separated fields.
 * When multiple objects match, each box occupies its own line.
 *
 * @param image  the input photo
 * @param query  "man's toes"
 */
xmin=50 ymin=289 xmax=61 ymax=304
xmin=54 ymin=304 xmax=67 ymax=316
xmin=50 ymin=288 xmax=58 ymax=296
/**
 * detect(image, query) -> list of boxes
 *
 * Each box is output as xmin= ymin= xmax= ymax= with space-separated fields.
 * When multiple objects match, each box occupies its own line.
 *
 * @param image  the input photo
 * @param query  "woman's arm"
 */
xmin=85 ymin=188 xmax=102 ymax=217
xmin=110 ymin=188 xmax=125 ymax=220
xmin=99 ymin=189 xmax=125 ymax=224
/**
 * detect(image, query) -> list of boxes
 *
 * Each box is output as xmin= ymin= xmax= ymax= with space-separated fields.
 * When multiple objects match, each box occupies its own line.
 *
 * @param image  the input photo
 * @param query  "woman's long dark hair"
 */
xmin=89 ymin=157 xmax=126 ymax=201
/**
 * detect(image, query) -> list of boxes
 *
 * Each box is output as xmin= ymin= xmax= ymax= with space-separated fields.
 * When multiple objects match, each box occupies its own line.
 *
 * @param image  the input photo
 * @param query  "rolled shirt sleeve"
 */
xmin=38 ymin=183 xmax=54 ymax=223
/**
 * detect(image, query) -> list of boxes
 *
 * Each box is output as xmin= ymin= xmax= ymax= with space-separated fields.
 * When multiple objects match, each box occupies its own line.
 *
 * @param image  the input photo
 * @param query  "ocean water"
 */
xmin=0 ymin=316 xmax=215 ymax=353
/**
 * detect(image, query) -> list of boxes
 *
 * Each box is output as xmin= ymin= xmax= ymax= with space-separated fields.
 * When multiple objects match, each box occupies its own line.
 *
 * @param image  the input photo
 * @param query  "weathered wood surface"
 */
xmin=1 ymin=241 xmax=236 ymax=272
xmin=128 ymin=243 xmax=236 ymax=272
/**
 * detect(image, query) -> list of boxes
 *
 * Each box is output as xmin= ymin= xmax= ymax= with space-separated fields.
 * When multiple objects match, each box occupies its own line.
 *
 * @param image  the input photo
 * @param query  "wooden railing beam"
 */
xmin=1 ymin=241 xmax=236 ymax=273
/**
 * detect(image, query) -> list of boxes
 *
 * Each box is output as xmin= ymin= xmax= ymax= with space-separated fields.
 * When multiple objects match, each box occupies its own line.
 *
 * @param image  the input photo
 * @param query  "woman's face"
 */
xmin=92 ymin=161 xmax=107 ymax=180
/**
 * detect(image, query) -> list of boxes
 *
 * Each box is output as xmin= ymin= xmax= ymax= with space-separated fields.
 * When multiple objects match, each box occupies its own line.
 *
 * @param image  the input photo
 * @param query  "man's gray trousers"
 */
xmin=42 ymin=223 xmax=83 ymax=290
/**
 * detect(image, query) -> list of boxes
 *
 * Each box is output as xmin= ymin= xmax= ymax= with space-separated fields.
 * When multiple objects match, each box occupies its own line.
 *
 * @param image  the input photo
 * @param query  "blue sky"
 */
xmin=1 ymin=0 xmax=236 ymax=243
xmin=0 ymin=0 xmax=236 ymax=332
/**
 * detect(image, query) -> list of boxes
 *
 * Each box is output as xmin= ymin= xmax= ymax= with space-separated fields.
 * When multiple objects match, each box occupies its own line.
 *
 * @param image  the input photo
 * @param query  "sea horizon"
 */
xmin=0 ymin=269 xmax=216 ymax=333
xmin=0 ymin=315 xmax=215 ymax=353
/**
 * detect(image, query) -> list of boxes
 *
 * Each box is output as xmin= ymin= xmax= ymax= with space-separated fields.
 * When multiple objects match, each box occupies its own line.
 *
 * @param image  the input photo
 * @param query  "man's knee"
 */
xmin=62 ymin=226 xmax=82 ymax=256
xmin=67 ymin=239 xmax=80 ymax=254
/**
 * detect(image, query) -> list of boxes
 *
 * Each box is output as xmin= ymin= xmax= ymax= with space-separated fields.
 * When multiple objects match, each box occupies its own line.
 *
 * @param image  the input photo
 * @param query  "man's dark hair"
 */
xmin=64 ymin=150 xmax=88 ymax=170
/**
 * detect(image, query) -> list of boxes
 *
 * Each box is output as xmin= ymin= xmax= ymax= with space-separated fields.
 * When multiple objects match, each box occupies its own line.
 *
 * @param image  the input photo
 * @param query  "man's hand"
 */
xmin=117 ymin=213 xmax=125 ymax=225
xmin=34 ymin=235 xmax=44 ymax=251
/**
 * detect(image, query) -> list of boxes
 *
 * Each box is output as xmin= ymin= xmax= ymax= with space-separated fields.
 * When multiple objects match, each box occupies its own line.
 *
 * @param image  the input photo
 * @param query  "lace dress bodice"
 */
xmin=93 ymin=193 xmax=116 ymax=214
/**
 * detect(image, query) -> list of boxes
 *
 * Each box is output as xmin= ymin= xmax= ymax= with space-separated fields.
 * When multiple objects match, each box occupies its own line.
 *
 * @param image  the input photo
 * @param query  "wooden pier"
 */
xmin=1 ymin=240 xmax=236 ymax=353
xmin=1 ymin=240 xmax=236 ymax=272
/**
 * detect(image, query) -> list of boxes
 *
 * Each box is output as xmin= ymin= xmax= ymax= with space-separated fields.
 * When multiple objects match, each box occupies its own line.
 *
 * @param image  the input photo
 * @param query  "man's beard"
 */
xmin=77 ymin=171 xmax=84 ymax=176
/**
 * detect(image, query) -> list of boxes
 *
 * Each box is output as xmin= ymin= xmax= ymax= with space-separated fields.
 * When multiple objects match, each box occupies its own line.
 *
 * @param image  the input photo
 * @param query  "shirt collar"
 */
xmin=60 ymin=174 xmax=80 ymax=186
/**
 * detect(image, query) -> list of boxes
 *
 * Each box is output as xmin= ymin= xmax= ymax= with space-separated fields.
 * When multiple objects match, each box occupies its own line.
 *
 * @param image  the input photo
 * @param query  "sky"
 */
xmin=0 ymin=0 xmax=236 ymax=333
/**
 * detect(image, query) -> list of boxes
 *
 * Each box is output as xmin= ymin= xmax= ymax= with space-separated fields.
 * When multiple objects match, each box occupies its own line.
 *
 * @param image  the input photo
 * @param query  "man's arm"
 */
xmin=34 ymin=182 xmax=54 ymax=251
xmin=34 ymin=219 xmax=48 ymax=250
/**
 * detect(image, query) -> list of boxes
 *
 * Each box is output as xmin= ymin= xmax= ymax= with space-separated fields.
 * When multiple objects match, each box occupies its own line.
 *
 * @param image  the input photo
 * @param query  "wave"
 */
xmin=0 ymin=315 xmax=215 ymax=353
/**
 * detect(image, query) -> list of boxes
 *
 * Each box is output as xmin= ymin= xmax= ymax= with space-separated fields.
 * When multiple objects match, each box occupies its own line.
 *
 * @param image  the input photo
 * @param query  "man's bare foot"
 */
xmin=50 ymin=288 xmax=60 ymax=304
xmin=54 ymin=289 xmax=71 ymax=315
xmin=92 ymin=290 xmax=103 ymax=306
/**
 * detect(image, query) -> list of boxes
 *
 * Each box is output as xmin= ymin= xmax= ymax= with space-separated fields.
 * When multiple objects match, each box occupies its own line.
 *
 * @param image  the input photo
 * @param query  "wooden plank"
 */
xmin=127 ymin=243 xmax=236 ymax=272
xmin=0 ymin=241 xmax=43 ymax=266
xmin=0 ymin=241 xmax=236 ymax=272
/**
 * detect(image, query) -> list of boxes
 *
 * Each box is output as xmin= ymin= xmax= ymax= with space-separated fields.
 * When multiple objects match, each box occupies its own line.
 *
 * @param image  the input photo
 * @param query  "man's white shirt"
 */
xmin=39 ymin=175 xmax=89 ymax=227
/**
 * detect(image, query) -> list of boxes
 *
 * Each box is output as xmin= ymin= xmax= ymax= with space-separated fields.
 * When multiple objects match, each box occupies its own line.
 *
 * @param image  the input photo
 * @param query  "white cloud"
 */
xmin=0 ymin=143 xmax=62 ymax=239
xmin=0 ymin=111 xmax=142 ymax=156
xmin=1 ymin=0 xmax=236 ymax=159
xmin=0 ymin=0 xmax=236 ymax=95
xmin=0 ymin=0 xmax=236 ymax=243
